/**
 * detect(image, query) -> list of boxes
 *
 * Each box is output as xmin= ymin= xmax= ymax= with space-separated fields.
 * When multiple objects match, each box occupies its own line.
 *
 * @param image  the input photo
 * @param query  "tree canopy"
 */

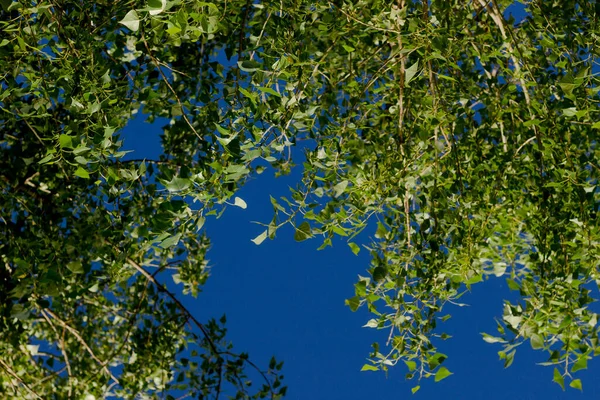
xmin=1 ymin=0 xmax=600 ymax=397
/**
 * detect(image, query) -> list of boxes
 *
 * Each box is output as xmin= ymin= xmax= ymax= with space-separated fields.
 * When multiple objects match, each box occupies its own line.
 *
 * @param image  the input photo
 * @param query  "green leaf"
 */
xmin=428 ymin=353 xmax=447 ymax=369
xmin=553 ymin=368 xmax=564 ymax=390
xmin=405 ymin=61 xmax=419 ymax=85
xmin=571 ymin=354 xmax=587 ymax=373
xmin=404 ymin=360 xmax=417 ymax=372
xmin=74 ymin=167 xmax=90 ymax=179
xmin=257 ymin=86 xmax=281 ymax=97
xmin=503 ymin=350 xmax=516 ymax=368
xmin=434 ymin=366 xmax=452 ymax=382
xmin=506 ymin=279 xmax=520 ymax=291
xmin=38 ymin=154 xmax=54 ymax=164
xmin=333 ymin=180 xmax=349 ymax=197
xmin=239 ymin=60 xmax=262 ymax=72
xmin=569 ymin=379 xmax=582 ymax=391
xmin=165 ymin=177 xmax=191 ymax=192
xmin=147 ymin=0 xmax=166 ymax=15
xmin=372 ymin=266 xmax=386 ymax=282
xmin=160 ymin=233 xmax=182 ymax=249
xmin=66 ymin=261 xmax=84 ymax=274
xmin=251 ymin=230 xmax=268 ymax=245
xmin=481 ymin=333 xmax=506 ymax=344
xmin=362 ymin=319 xmax=378 ymax=328
xmin=360 ymin=364 xmax=378 ymax=372
xmin=233 ymin=197 xmax=247 ymax=209
xmin=345 ymin=296 xmax=360 ymax=312
xmin=530 ymin=334 xmax=544 ymax=350
xmin=59 ymin=134 xmax=73 ymax=149
xmin=348 ymin=242 xmax=360 ymax=255
xmin=294 ymin=221 xmax=312 ymax=242
xmin=119 ymin=10 xmax=140 ymax=32
xmin=411 ymin=386 xmax=420 ymax=394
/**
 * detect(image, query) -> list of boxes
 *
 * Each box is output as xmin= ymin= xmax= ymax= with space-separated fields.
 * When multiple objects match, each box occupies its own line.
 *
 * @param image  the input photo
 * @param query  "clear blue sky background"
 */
xmin=120 ymin=4 xmax=600 ymax=398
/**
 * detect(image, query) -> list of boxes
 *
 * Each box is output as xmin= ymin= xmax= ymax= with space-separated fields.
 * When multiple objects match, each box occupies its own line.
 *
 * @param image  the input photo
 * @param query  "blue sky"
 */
xmin=122 ymin=115 xmax=599 ymax=399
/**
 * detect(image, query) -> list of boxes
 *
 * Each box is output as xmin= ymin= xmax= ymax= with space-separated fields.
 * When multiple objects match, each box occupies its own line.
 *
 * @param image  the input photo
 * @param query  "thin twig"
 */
xmin=23 ymin=119 xmax=44 ymax=145
xmin=39 ymin=310 xmax=73 ymax=395
xmin=41 ymin=309 xmax=120 ymax=385
xmin=515 ymin=135 xmax=537 ymax=155
xmin=335 ymin=4 xmax=402 ymax=34
xmin=124 ymin=257 xmax=277 ymax=396
xmin=140 ymin=34 xmax=202 ymax=141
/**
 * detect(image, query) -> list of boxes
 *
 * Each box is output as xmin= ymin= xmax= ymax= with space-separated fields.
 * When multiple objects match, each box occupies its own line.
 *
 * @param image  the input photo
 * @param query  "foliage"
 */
xmin=1 ymin=0 xmax=600 ymax=397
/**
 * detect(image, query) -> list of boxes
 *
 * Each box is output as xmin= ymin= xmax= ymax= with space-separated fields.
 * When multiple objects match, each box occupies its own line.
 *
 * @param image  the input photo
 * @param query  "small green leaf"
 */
xmin=372 ymin=266 xmax=386 ymax=282
xmin=67 ymin=261 xmax=84 ymax=274
xmin=530 ymin=334 xmax=544 ymax=350
xmin=481 ymin=333 xmax=506 ymax=344
xmin=38 ymin=154 xmax=54 ymax=164
xmin=428 ymin=353 xmax=447 ymax=369
xmin=119 ymin=10 xmax=140 ymax=32
xmin=333 ymin=180 xmax=349 ymax=197
xmin=234 ymin=196 xmax=247 ymax=209
xmin=405 ymin=61 xmax=419 ymax=85
xmin=74 ymin=167 xmax=90 ymax=179
xmin=434 ymin=366 xmax=452 ymax=382
xmin=569 ymin=379 xmax=582 ymax=391
xmin=160 ymin=233 xmax=182 ymax=249
xmin=257 ymin=86 xmax=281 ymax=97
xmin=360 ymin=364 xmax=378 ymax=372
xmin=165 ymin=177 xmax=191 ymax=192
xmin=362 ymin=319 xmax=378 ymax=328
xmin=553 ymin=368 xmax=564 ymax=390
xmin=72 ymin=146 xmax=90 ymax=155
xmin=345 ymin=296 xmax=360 ymax=312
xmin=59 ymin=134 xmax=73 ymax=148
xmin=411 ymin=386 xmax=420 ymax=394
xmin=506 ymin=278 xmax=520 ymax=291
xmin=404 ymin=360 xmax=417 ymax=372
xmin=348 ymin=242 xmax=360 ymax=255
xmin=239 ymin=60 xmax=261 ymax=72
xmin=251 ymin=230 xmax=268 ymax=245
xmin=571 ymin=354 xmax=587 ymax=373
xmin=375 ymin=222 xmax=387 ymax=239
xmin=294 ymin=221 xmax=312 ymax=242
xmin=147 ymin=0 xmax=166 ymax=15
xmin=503 ymin=349 xmax=516 ymax=368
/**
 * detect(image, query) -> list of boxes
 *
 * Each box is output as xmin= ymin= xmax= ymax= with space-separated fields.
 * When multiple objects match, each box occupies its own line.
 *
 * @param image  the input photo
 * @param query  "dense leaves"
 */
xmin=1 ymin=0 xmax=600 ymax=397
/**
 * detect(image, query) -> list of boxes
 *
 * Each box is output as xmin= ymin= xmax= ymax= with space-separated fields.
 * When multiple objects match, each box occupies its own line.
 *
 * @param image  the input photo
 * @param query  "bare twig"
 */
xmin=39 ymin=310 xmax=73 ymax=395
xmin=23 ymin=119 xmax=44 ymax=145
xmin=41 ymin=309 xmax=120 ymax=385
xmin=124 ymin=256 xmax=277 ymax=396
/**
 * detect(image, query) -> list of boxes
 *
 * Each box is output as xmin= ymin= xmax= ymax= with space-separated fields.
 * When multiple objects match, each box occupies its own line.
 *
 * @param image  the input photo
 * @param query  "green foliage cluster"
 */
xmin=1 ymin=0 xmax=600 ymax=397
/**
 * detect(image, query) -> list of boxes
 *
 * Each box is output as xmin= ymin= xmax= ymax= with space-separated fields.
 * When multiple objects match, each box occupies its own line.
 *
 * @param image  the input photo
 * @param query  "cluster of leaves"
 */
xmin=242 ymin=0 xmax=600 ymax=393
xmin=0 ymin=0 xmax=287 ymax=398
xmin=2 ymin=0 xmax=600 ymax=397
